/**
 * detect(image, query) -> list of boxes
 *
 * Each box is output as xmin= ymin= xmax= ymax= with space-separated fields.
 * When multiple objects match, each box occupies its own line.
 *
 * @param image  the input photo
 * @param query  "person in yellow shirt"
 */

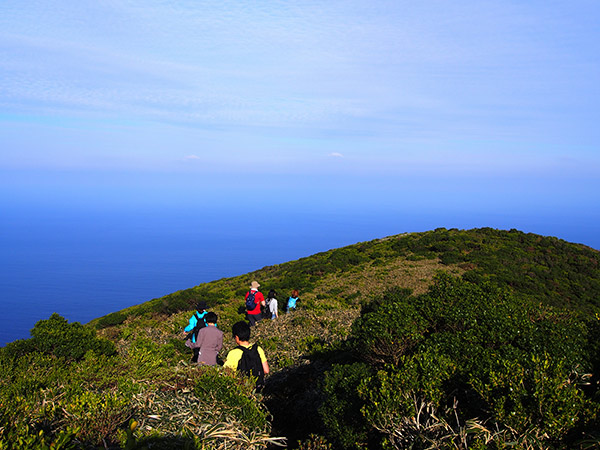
xmin=224 ymin=321 xmax=269 ymax=389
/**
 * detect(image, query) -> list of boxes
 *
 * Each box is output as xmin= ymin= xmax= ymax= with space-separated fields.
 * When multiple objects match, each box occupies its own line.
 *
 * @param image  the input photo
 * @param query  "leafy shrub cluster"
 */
xmin=384 ymin=228 xmax=600 ymax=313
xmin=0 ymin=317 xmax=281 ymax=449
xmin=3 ymin=313 xmax=116 ymax=361
xmin=94 ymin=311 xmax=127 ymax=329
xmin=193 ymin=367 xmax=271 ymax=431
xmin=318 ymin=274 xmax=600 ymax=449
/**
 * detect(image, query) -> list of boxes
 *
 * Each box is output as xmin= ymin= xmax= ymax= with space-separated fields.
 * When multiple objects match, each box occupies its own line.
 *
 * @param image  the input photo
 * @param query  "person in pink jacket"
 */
xmin=191 ymin=312 xmax=223 ymax=365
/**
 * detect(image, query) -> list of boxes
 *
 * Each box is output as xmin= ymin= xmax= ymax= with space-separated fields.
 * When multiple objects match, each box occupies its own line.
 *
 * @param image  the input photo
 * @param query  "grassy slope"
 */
xmin=87 ymin=227 xmax=600 ymax=446
xmin=91 ymin=227 xmax=600 ymax=373
xmin=4 ymin=227 xmax=599 ymax=448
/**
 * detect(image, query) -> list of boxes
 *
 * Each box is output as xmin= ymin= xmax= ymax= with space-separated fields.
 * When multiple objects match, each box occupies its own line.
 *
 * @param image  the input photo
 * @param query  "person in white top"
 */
xmin=266 ymin=289 xmax=278 ymax=320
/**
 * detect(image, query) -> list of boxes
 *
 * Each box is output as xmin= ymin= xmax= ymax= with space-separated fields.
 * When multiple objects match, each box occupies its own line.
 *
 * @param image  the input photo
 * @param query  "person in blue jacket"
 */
xmin=287 ymin=290 xmax=299 ymax=313
xmin=183 ymin=301 xmax=209 ymax=362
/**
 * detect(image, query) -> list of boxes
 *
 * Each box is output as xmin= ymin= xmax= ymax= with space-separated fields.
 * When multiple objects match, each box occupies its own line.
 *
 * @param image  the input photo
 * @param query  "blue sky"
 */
xmin=1 ymin=1 xmax=599 ymax=246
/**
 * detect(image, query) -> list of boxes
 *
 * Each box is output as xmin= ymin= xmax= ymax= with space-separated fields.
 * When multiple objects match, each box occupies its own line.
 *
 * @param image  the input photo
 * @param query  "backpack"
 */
xmin=287 ymin=296 xmax=298 ymax=311
xmin=245 ymin=291 xmax=257 ymax=311
xmin=262 ymin=299 xmax=272 ymax=319
xmin=237 ymin=344 xmax=265 ymax=388
xmin=187 ymin=311 xmax=207 ymax=341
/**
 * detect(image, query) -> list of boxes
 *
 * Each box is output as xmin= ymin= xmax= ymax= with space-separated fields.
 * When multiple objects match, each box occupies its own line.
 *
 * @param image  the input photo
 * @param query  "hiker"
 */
xmin=287 ymin=289 xmax=300 ymax=313
xmin=190 ymin=312 xmax=223 ymax=366
xmin=224 ymin=321 xmax=270 ymax=389
xmin=245 ymin=281 xmax=265 ymax=326
xmin=265 ymin=289 xmax=278 ymax=320
xmin=183 ymin=301 xmax=209 ymax=363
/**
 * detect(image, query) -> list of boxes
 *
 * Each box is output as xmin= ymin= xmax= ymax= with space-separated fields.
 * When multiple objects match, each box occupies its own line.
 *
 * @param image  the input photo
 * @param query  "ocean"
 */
xmin=1 ymin=170 xmax=599 ymax=346
xmin=0 ymin=203 xmax=366 ymax=346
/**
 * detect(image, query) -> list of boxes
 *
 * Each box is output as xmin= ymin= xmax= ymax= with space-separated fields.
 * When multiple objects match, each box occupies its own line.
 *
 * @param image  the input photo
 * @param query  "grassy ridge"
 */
xmin=91 ymin=227 xmax=600 ymax=331
xmin=2 ymin=227 xmax=599 ymax=449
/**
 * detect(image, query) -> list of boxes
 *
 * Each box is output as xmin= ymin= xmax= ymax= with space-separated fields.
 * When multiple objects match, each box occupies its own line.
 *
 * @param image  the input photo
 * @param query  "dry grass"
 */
xmin=127 ymin=367 xmax=286 ymax=449
xmin=238 ymin=308 xmax=359 ymax=370
xmin=101 ymin=255 xmax=466 ymax=373
xmin=302 ymin=256 xmax=465 ymax=308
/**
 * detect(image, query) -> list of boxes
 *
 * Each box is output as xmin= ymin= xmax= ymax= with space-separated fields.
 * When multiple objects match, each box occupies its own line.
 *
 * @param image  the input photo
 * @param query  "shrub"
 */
xmin=25 ymin=313 xmax=116 ymax=361
xmin=0 ymin=425 xmax=79 ymax=450
xmin=351 ymin=288 xmax=426 ymax=366
xmin=194 ymin=367 xmax=270 ymax=432
xmin=319 ymin=362 xmax=372 ymax=449
xmin=124 ymin=339 xmax=171 ymax=381
xmin=296 ymin=434 xmax=333 ymax=450
xmin=471 ymin=353 xmax=588 ymax=440
xmin=94 ymin=311 xmax=127 ymax=329
xmin=0 ymin=351 xmax=131 ymax=449
xmin=0 ymin=339 xmax=36 ymax=360
xmin=322 ymin=275 xmax=594 ymax=449
xmin=61 ymin=390 xmax=132 ymax=446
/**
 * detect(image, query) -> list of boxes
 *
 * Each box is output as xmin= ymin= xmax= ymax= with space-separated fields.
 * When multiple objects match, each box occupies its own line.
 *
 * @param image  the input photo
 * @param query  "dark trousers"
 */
xmin=248 ymin=313 xmax=262 ymax=326
xmin=191 ymin=347 xmax=200 ymax=363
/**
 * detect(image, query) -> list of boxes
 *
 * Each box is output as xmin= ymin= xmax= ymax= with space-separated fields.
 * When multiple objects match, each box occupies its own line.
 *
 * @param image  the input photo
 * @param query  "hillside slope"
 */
xmin=89 ymin=227 xmax=600 ymax=447
xmin=3 ymin=227 xmax=599 ymax=449
xmin=91 ymin=227 xmax=600 ymax=332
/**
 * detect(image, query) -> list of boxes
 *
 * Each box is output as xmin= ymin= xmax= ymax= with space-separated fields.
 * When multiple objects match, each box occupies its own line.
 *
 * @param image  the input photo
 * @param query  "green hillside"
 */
xmin=2 ymin=228 xmax=599 ymax=449
xmin=91 ymin=227 xmax=600 ymax=329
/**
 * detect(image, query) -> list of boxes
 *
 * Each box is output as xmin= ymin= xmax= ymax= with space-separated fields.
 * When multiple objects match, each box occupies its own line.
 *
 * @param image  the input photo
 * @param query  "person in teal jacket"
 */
xmin=287 ymin=290 xmax=299 ymax=313
xmin=183 ymin=301 xmax=209 ymax=362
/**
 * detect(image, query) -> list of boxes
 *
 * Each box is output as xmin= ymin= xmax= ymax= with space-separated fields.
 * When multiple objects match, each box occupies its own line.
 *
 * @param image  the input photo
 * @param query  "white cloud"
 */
xmin=329 ymin=152 xmax=344 ymax=158
xmin=184 ymin=154 xmax=200 ymax=160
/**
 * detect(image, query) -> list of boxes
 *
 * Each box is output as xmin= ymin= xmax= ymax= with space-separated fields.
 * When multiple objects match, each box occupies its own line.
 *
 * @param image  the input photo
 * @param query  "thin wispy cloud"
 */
xmin=0 ymin=0 xmax=598 ymax=174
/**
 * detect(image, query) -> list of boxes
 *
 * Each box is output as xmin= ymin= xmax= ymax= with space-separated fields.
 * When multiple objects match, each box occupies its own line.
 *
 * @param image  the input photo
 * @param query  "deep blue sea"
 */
xmin=1 ymin=170 xmax=599 ymax=346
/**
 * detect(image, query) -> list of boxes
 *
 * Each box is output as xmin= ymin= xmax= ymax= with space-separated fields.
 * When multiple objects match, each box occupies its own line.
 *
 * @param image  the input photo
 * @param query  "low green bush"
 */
xmin=95 ymin=311 xmax=127 ymax=329
xmin=319 ymin=362 xmax=372 ymax=449
xmin=2 ymin=313 xmax=116 ymax=361
xmin=61 ymin=390 xmax=132 ymax=446
xmin=319 ymin=274 xmax=597 ymax=449
xmin=351 ymin=288 xmax=425 ymax=366
xmin=471 ymin=353 xmax=587 ymax=440
xmin=0 ymin=425 xmax=79 ymax=450
xmin=193 ymin=367 xmax=270 ymax=432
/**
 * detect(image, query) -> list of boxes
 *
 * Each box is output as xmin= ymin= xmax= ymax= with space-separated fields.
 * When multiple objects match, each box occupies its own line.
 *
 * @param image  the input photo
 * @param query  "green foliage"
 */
xmin=124 ymin=341 xmax=170 ymax=380
xmin=471 ymin=353 xmax=587 ymax=440
xmin=395 ymin=227 xmax=600 ymax=313
xmin=351 ymin=288 xmax=426 ymax=366
xmin=319 ymin=362 xmax=372 ymax=449
xmin=0 ymin=336 xmax=274 ymax=448
xmin=320 ymin=275 xmax=596 ymax=449
xmin=0 ymin=339 xmax=36 ymax=359
xmin=296 ymin=434 xmax=333 ymax=450
xmin=0 ymin=425 xmax=79 ymax=450
xmin=2 ymin=313 xmax=116 ymax=361
xmin=0 ymin=351 xmax=130 ymax=448
xmin=94 ymin=311 xmax=127 ymax=329
xmin=297 ymin=335 xmax=328 ymax=355
xmin=363 ymin=350 xmax=456 ymax=412
xmin=61 ymin=390 xmax=132 ymax=445
xmin=4 ymin=227 xmax=600 ymax=448
xmin=193 ymin=367 xmax=270 ymax=432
